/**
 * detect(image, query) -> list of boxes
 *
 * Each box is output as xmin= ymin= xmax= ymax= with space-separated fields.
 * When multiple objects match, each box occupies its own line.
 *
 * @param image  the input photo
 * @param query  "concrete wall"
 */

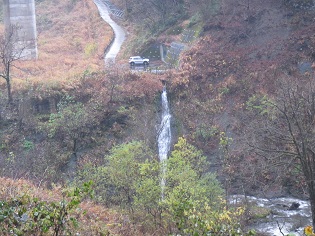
xmin=4 ymin=0 xmax=37 ymax=59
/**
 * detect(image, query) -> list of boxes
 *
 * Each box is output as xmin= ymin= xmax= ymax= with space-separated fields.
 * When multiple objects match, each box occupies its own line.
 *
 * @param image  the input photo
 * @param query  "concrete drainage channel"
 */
xmin=93 ymin=0 xmax=126 ymax=64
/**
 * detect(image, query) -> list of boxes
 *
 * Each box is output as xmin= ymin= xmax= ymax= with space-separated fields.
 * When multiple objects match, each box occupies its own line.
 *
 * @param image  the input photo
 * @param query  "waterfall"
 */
xmin=158 ymin=87 xmax=171 ymax=196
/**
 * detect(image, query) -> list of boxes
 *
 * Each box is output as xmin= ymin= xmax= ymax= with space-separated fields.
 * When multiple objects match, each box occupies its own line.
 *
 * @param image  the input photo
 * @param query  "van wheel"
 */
xmin=130 ymin=62 xmax=135 ymax=66
xmin=143 ymin=62 xmax=148 ymax=66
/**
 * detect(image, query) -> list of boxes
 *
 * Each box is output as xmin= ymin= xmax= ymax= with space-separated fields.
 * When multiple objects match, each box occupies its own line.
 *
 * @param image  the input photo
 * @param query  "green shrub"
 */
xmin=84 ymin=43 xmax=98 ymax=57
xmin=0 ymin=182 xmax=94 ymax=235
xmin=246 ymin=94 xmax=273 ymax=116
xmin=195 ymin=125 xmax=219 ymax=140
xmin=22 ymin=140 xmax=34 ymax=151
xmin=75 ymin=138 xmax=252 ymax=235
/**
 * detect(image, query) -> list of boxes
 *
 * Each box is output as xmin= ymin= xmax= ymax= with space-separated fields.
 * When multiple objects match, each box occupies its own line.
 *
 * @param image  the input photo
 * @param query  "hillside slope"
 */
xmin=1 ymin=0 xmax=315 ymax=199
xmin=0 ymin=0 xmax=113 ymax=90
xmin=1 ymin=0 xmax=315 ymax=234
xmin=167 ymin=0 xmax=315 ymax=197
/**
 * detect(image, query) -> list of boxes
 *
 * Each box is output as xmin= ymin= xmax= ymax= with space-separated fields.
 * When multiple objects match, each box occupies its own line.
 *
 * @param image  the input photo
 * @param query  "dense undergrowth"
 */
xmin=1 ymin=0 xmax=315 ymax=234
xmin=168 ymin=0 xmax=315 ymax=197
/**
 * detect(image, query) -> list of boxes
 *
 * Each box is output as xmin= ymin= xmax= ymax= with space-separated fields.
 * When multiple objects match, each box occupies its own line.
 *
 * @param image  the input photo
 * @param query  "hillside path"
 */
xmin=93 ymin=0 xmax=126 ymax=64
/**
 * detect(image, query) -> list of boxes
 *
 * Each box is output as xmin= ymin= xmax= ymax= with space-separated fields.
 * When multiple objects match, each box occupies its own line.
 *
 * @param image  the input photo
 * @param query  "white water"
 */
xmin=158 ymin=87 xmax=171 ymax=194
xmin=93 ymin=0 xmax=126 ymax=64
xmin=91 ymin=3 xmax=313 ymax=235
xmin=230 ymin=195 xmax=311 ymax=236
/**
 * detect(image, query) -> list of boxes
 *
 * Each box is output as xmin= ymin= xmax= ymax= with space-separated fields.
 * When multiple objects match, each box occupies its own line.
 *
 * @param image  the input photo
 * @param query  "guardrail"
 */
xmin=101 ymin=0 xmax=124 ymax=18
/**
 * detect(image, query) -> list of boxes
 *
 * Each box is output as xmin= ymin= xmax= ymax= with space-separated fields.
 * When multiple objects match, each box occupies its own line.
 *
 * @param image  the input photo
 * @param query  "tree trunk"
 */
xmin=5 ymin=63 xmax=12 ymax=103
xmin=308 ymin=182 xmax=315 ymax=231
xmin=310 ymin=195 xmax=315 ymax=232
xmin=6 ymin=77 xmax=12 ymax=104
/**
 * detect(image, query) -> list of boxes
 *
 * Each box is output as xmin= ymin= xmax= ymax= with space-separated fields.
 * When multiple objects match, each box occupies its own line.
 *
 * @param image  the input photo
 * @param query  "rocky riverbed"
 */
xmin=230 ymin=195 xmax=311 ymax=236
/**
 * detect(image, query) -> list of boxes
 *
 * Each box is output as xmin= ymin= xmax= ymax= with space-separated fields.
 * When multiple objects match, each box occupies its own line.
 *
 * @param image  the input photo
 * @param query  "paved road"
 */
xmin=93 ymin=0 xmax=126 ymax=64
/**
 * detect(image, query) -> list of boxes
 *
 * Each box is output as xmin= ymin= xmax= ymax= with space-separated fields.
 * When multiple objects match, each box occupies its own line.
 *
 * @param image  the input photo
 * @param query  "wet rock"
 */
xmin=288 ymin=202 xmax=300 ymax=210
xmin=275 ymin=203 xmax=289 ymax=209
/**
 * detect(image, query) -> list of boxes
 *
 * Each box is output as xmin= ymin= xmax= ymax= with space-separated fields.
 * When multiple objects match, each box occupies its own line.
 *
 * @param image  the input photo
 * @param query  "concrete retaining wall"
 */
xmin=4 ymin=0 xmax=37 ymax=59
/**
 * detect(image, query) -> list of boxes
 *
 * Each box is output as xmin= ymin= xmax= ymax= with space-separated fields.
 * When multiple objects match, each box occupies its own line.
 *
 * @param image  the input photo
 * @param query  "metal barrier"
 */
xmin=101 ymin=0 xmax=124 ymax=18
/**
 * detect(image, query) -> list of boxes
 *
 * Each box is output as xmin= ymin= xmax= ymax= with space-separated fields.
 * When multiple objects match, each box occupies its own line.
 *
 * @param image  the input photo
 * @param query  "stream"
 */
xmin=91 ymin=2 xmax=312 ymax=235
xmin=230 ymin=195 xmax=311 ymax=235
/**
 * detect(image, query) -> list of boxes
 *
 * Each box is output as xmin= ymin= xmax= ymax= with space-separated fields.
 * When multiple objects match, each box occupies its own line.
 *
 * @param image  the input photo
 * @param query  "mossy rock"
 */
xmin=248 ymin=205 xmax=271 ymax=220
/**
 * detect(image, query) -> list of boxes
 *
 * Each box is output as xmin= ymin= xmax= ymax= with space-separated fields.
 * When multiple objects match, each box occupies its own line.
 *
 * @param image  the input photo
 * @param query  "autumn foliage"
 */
xmin=0 ymin=0 xmax=113 ymax=94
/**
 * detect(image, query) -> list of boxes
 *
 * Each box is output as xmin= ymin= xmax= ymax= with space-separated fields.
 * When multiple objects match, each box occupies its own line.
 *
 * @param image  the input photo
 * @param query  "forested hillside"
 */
xmin=1 ymin=0 xmax=315 ymax=235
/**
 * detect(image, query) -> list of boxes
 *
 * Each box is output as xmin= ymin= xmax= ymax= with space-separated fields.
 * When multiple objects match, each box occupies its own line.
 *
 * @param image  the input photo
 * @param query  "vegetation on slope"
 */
xmin=2 ymin=0 xmax=315 ymax=234
xmin=0 ymin=0 xmax=113 ymax=93
xmin=166 ymin=0 xmax=315 ymax=196
xmin=0 ymin=177 xmax=128 ymax=235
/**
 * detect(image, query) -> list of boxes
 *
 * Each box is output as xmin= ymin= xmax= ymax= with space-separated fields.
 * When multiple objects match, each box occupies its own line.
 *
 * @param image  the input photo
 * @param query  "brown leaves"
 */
xmin=12 ymin=0 xmax=113 ymax=87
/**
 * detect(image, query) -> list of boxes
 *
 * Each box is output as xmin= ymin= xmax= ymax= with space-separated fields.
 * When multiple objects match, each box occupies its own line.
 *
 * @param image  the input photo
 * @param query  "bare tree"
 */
xmin=248 ymin=77 xmax=315 ymax=231
xmin=0 ymin=25 xmax=26 ymax=104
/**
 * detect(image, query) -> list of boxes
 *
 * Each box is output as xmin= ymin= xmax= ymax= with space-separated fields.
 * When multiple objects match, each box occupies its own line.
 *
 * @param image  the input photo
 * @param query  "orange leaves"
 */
xmin=12 ymin=0 xmax=112 ymax=86
xmin=123 ymin=73 xmax=163 ymax=99
xmin=0 ymin=177 xmax=62 ymax=202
